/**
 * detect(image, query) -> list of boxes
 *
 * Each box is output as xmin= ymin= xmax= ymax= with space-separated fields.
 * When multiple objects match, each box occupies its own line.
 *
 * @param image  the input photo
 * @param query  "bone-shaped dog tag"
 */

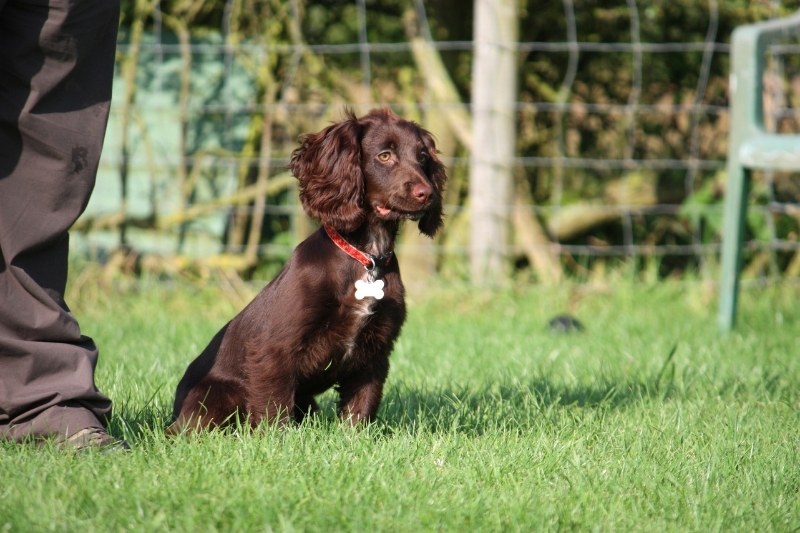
xmin=354 ymin=279 xmax=385 ymax=300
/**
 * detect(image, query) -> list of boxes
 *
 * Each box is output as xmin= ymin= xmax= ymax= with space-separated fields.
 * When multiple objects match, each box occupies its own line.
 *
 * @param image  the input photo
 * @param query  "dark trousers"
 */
xmin=0 ymin=0 xmax=120 ymax=440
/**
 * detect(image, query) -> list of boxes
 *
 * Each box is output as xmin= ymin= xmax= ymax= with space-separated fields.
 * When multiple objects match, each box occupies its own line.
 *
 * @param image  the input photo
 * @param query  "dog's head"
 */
xmin=288 ymin=108 xmax=447 ymax=236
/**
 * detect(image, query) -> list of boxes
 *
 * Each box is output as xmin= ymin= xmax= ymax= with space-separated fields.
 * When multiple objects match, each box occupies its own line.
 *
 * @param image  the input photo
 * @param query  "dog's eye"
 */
xmin=418 ymin=152 xmax=429 ymax=164
xmin=377 ymin=151 xmax=392 ymax=162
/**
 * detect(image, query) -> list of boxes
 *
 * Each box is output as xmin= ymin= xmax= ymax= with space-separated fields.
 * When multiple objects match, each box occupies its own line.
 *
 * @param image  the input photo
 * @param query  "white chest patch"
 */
xmin=341 ymin=273 xmax=382 ymax=360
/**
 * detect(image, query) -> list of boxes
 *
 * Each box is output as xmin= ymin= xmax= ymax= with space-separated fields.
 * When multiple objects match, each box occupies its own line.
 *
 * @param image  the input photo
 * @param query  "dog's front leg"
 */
xmin=337 ymin=361 xmax=389 ymax=425
xmin=248 ymin=396 xmax=295 ymax=428
xmin=247 ymin=379 xmax=297 ymax=428
xmin=337 ymin=380 xmax=383 ymax=425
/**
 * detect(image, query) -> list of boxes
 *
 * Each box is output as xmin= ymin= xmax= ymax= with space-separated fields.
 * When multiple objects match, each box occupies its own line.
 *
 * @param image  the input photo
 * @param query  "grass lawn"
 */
xmin=1 ymin=271 xmax=798 ymax=532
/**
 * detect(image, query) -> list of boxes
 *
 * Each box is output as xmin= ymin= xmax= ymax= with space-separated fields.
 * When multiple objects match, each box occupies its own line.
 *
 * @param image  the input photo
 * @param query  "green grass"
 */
xmin=2 ymin=273 xmax=799 ymax=532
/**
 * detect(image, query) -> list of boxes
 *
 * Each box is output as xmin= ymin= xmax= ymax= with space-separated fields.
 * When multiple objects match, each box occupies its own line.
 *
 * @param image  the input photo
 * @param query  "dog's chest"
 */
xmin=341 ymin=271 xmax=381 ymax=359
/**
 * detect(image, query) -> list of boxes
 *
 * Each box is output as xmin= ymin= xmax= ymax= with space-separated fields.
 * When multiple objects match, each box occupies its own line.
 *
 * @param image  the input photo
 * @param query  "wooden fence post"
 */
xmin=470 ymin=0 xmax=518 ymax=285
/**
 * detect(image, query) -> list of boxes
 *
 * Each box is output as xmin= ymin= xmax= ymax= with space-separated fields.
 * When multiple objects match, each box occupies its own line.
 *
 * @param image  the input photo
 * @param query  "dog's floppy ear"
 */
xmin=417 ymin=129 xmax=447 ymax=237
xmin=289 ymin=112 xmax=365 ymax=232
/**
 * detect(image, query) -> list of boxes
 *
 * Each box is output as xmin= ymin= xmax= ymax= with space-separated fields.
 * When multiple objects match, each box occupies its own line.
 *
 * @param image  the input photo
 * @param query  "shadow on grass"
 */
xmin=376 ymin=377 xmax=662 ymax=435
xmin=109 ymin=347 xmax=686 ymax=441
xmin=376 ymin=345 xmax=683 ymax=435
xmin=104 ymin=380 xmax=175 ymax=443
xmin=108 ymin=379 xmax=671 ymax=443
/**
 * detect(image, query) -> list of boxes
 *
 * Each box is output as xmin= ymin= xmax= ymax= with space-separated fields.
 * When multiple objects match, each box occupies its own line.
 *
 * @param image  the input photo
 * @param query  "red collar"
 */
xmin=323 ymin=225 xmax=393 ymax=275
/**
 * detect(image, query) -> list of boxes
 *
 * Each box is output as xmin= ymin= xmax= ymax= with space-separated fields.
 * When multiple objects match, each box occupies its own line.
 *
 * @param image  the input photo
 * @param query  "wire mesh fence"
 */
xmin=77 ymin=0 xmax=800 ymax=284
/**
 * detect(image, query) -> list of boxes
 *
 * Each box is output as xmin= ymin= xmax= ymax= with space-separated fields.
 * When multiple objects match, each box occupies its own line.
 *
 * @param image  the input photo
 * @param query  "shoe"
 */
xmin=59 ymin=427 xmax=130 ymax=452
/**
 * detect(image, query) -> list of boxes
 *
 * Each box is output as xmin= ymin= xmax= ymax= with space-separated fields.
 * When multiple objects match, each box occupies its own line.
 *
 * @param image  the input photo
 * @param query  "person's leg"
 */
xmin=0 ymin=0 xmax=121 ymax=442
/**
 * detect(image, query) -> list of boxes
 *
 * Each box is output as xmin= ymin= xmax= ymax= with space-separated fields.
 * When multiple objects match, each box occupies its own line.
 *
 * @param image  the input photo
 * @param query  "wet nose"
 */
xmin=412 ymin=181 xmax=432 ymax=203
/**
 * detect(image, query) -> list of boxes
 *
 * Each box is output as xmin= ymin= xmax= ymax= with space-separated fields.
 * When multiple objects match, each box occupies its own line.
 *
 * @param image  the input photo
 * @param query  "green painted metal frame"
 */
xmin=719 ymin=11 xmax=800 ymax=332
